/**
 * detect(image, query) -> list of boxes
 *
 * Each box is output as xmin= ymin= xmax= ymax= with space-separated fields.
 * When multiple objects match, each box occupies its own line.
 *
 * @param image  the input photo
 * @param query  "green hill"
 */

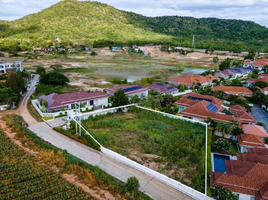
xmin=0 ymin=0 xmax=267 ymax=52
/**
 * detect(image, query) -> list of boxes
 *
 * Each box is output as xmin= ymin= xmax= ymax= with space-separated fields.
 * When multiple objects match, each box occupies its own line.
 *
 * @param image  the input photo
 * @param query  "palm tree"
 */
xmin=217 ymin=122 xmax=232 ymax=138
xmin=207 ymin=117 xmax=218 ymax=135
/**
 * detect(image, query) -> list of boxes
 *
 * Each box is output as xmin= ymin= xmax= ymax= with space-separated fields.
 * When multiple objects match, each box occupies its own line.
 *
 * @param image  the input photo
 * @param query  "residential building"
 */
xmin=147 ymin=82 xmax=178 ymax=95
xmin=212 ymin=85 xmax=253 ymax=96
xmin=106 ymin=85 xmax=149 ymax=98
xmin=245 ymin=77 xmax=268 ymax=87
xmin=37 ymin=91 xmax=108 ymax=112
xmin=175 ymin=93 xmax=255 ymax=124
xmin=179 ymin=100 xmax=236 ymax=123
xmin=244 ymin=58 xmax=268 ymax=70
xmin=229 ymin=105 xmax=256 ymax=124
xmin=215 ymin=68 xmax=253 ymax=79
xmin=263 ymin=87 xmax=268 ymax=95
xmin=0 ymin=61 xmax=23 ymax=74
xmin=238 ymin=134 xmax=266 ymax=152
xmin=167 ymin=74 xmax=219 ymax=88
xmin=210 ymin=156 xmax=268 ymax=200
xmin=174 ymin=92 xmax=224 ymax=112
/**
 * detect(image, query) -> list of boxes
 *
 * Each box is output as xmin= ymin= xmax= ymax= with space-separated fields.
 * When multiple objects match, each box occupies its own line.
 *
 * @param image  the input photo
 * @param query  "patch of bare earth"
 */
xmin=0 ymin=115 xmax=123 ymax=200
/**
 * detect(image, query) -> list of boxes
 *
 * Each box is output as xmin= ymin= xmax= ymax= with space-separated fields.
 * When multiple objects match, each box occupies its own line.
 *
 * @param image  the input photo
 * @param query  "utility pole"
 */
xmin=192 ymin=35 xmax=195 ymax=50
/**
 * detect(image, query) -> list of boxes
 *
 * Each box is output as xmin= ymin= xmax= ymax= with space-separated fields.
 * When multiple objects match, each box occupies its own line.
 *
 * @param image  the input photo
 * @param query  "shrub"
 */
xmin=125 ymin=177 xmax=140 ymax=193
xmin=213 ymin=138 xmax=232 ymax=152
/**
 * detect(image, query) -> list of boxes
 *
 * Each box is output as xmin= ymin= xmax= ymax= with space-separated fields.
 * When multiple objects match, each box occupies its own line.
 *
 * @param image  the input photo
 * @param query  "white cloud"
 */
xmin=0 ymin=0 xmax=267 ymax=27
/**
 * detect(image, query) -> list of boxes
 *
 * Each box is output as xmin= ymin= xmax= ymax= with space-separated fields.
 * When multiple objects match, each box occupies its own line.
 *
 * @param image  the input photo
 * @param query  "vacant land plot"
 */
xmin=82 ymin=108 xmax=206 ymax=193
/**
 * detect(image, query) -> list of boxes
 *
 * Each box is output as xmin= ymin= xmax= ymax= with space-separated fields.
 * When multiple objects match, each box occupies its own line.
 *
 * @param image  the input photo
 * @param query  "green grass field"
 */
xmin=79 ymin=107 xmax=207 ymax=193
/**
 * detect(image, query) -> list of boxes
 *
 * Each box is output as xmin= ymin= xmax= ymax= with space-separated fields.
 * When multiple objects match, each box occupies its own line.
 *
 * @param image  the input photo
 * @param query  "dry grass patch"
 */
xmin=39 ymin=149 xmax=67 ymax=168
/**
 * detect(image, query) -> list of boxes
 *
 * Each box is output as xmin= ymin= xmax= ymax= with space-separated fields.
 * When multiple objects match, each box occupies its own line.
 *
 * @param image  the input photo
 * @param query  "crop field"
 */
xmin=0 ymin=130 xmax=92 ymax=200
xmin=81 ymin=107 xmax=206 ymax=193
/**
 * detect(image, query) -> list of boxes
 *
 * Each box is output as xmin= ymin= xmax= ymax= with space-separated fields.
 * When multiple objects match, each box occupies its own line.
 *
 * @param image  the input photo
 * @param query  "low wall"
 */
xmin=31 ymin=100 xmax=43 ymax=117
xmin=101 ymin=147 xmax=212 ymax=200
xmin=71 ymin=104 xmax=211 ymax=200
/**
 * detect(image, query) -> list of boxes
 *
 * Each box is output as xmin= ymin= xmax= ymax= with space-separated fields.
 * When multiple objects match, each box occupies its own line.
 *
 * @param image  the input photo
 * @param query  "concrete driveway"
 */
xmin=251 ymin=104 xmax=268 ymax=132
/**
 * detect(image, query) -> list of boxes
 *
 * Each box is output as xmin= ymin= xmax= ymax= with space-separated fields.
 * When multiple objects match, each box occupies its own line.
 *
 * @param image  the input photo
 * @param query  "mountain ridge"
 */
xmin=0 ymin=0 xmax=267 ymax=52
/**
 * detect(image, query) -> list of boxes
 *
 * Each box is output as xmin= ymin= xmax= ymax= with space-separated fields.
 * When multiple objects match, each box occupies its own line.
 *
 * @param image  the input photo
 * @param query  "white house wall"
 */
xmin=0 ymin=61 xmax=23 ymax=74
xmin=236 ymin=193 xmax=255 ymax=200
xmin=96 ymin=97 xmax=109 ymax=106
xmin=128 ymin=90 xmax=148 ymax=98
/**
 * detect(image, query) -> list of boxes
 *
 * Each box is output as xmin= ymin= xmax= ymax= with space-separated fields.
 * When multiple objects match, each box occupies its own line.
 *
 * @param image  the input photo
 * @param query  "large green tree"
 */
xmin=0 ymin=87 xmax=18 ymax=104
xmin=217 ymin=122 xmax=232 ymax=137
xmin=40 ymin=72 xmax=69 ymax=85
xmin=5 ymin=71 xmax=25 ymax=94
xmin=109 ymin=89 xmax=129 ymax=107
xmin=35 ymin=65 xmax=46 ymax=77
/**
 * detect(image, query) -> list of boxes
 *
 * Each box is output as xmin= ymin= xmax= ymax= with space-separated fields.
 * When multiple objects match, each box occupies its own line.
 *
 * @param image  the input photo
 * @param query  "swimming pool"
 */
xmin=213 ymin=154 xmax=230 ymax=173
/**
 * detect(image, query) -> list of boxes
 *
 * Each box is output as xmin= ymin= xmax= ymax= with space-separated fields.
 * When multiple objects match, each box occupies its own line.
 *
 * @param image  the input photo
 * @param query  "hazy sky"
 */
xmin=0 ymin=0 xmax=267 ymax=27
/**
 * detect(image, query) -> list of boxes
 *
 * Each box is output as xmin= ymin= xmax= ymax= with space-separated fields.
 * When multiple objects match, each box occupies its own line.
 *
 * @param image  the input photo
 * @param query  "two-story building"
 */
xmin=0 ymin=61 xmax=23 ymax=74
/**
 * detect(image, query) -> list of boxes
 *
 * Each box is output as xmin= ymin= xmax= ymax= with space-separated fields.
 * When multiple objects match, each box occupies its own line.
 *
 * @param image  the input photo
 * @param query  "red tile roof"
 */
xmin=233 ymin=111 xmax=256 ymax=124
xmin=237 ymin=134 xmax=266 ymax=148
xmin=210 ymin=160 xmax=268 ymax=200
xmin=236 ymin=153 xmax=268 ymax=165
xmin=248 ymin=148 xmax=268 ymax=155
xmin=167 ymin=74 xmax=219 ymax=86
xmin=174 ymin=92 xmax=223 ymax=108
xmin=259 ymin=74 xmax=268 ymax=79
xmin=179 ymin=100 xmax=236 ymax=122
xmin=229 ymin=105 xmax=247 ymax=112
xmin=212 ymin=85 xmax=253 ymax=96
xmin=251 ymin=59 xmax=268 ymax=68
xmin=242 ymin=124 xmax=268 ymax=138
xmin=38 ymin=91 xmax=108 ymax=111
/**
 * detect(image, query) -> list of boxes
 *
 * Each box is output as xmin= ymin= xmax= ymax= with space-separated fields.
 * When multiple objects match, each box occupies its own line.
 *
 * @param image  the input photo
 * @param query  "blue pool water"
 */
xmin=213 ymin=154 xmax=230 ymax=173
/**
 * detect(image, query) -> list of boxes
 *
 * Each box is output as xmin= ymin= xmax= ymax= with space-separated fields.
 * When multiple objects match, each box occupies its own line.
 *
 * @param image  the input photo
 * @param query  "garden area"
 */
xmin=211 ymin=135 xmax=239 ymax=155
xmin=71 ymin=107 xmax=207 ymax=193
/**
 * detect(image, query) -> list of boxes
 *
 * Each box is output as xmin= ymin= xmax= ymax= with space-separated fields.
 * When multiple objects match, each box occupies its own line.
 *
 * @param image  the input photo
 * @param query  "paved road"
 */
xmin=251 ymin=104 xmax=268 ymax=132
xmin=11 ymin=74 xmax=195 ymax=200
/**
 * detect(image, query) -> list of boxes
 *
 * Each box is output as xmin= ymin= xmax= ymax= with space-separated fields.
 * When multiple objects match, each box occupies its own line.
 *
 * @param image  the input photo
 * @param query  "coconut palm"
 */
xmin=207 ymin=117 xmax=218 ymax=135
xmin=217 ymin=122 xmax=232 ymax=138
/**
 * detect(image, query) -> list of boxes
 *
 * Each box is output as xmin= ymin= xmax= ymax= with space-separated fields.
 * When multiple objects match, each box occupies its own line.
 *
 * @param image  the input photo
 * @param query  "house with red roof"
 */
xmin=212 ymin=85 xmax=253 ymax=96
xmin=244 ymin=58 xmax=268 ymax=71
xmin=147 ymin=82 xmax=178 ymax=95
xmin=174 ymin=92 xmax=224 ymax=112
xmin=106 ymin=85 xmax=149 ymax=98
xmin=210 ymin=150 xmax=268 ymax=200
xmin=238 ymin=124 xmax=268 ymax=152
xmin=175 ymin=93 xmax=256 ymax=124
xmin=229 ymin=105 xmax=256 ymax=124
xmin=37 ymin=91 xmax=109 ymax=112
xmin=167 ymin=74 xmax=219 ymax=88
xmin=245 ymin=77 xmax=268 ymax=87
xmin=178 ymin=100 xmax=236 ymax=123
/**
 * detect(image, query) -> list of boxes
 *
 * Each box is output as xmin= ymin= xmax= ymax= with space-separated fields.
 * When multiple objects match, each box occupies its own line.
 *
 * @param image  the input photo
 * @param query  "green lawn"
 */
xmin=211 ymin=135 xmax=239 ymax=155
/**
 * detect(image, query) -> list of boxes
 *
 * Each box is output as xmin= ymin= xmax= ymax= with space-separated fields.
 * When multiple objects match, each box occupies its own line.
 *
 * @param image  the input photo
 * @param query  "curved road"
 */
xmin=12 ymin=75 xmax=194 ymax=200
